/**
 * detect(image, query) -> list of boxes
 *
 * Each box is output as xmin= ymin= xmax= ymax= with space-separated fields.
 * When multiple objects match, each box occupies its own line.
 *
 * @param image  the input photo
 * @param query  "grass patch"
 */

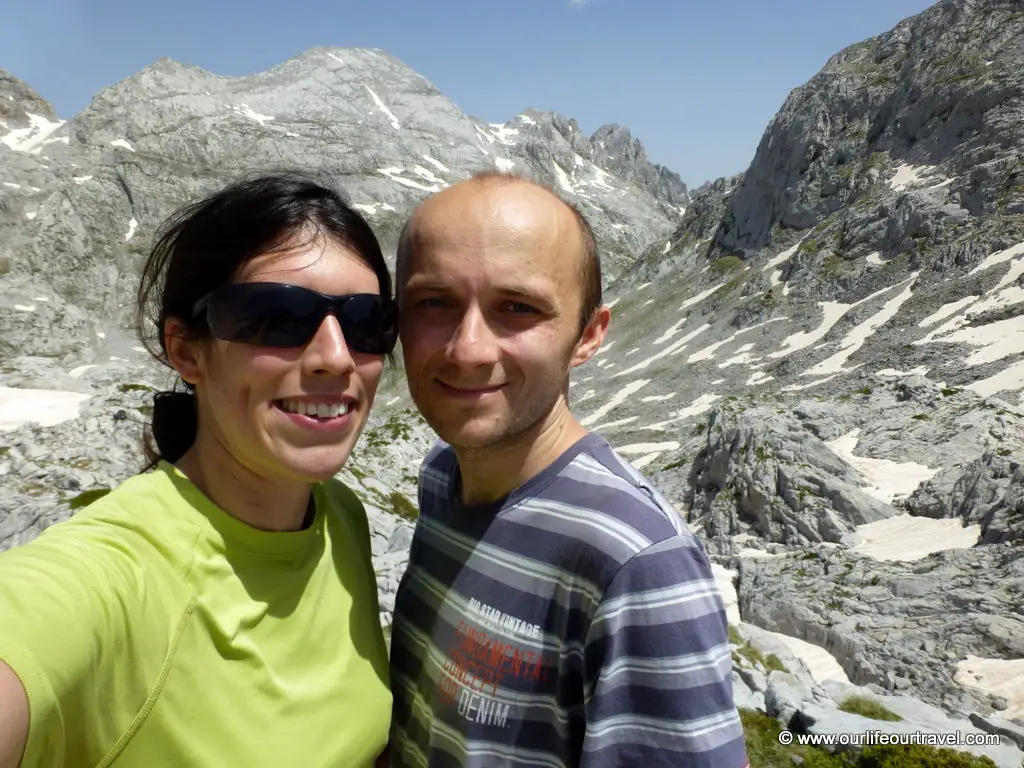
xmin=68 ymin=488 xmax=111 ymax=510
xmin=742 ymin=707 xmax=1001 ymax=766
xmin=389 ymin=491 xmax=419 ymax=521
xmin=711 ymin=254 xmax=746 ymax=274
xmin=940 ymin=388 xmax=961 ymax=397
xmin=839 ymin=695 xmax=903 ymax=722
xmin=911 ymin=413 xmax=931 ymax=421
xmin=729 ymin=625 xmax=790 ymax=674
xmin=118 ymin=383 xmax=155 ymax=393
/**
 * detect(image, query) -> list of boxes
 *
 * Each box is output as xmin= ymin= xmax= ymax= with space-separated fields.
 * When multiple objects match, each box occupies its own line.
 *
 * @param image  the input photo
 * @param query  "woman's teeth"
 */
xmin=280 ymin=400 xmax=351 ymax=418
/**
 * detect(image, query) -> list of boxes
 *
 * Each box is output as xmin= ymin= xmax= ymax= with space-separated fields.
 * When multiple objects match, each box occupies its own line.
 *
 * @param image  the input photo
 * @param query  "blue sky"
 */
xmin=2 ymin=0 xmax=935 ymax=187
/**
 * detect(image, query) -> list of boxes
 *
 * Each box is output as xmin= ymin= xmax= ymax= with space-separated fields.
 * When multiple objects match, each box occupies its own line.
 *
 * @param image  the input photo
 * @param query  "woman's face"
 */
xmin=175 ymin=234 xmax=386 ymax=485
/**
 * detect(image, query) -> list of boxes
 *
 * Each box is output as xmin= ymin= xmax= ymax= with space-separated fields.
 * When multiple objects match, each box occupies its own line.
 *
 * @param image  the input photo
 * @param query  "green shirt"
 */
xmin=0 ymin=461 xmax=390 ymax=767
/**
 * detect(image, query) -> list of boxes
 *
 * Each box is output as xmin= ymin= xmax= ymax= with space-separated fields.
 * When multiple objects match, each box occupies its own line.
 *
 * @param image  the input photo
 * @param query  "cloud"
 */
xmin=568 ymin=0 xmax=595 ymax=7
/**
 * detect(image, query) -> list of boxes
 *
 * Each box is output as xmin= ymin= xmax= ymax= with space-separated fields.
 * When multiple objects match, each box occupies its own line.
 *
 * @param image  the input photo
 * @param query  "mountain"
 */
xmin=2 ymin=3 xmax=1024 ymax=763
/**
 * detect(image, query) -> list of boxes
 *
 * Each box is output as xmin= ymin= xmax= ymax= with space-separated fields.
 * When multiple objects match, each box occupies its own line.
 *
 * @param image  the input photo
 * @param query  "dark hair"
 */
xmin=135 ymin=171 xmax=394 ymax=470
xmin=395 ymin=170 xmax=602 ymax=338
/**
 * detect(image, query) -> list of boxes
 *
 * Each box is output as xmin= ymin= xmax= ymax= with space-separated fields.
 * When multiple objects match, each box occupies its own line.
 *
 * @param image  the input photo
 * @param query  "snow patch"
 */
xmin=495 ymin=157 xmax=515 ymax=172
xmin=378 ymin=167 xmax=442 ymax=193
xmin=364 ymin=86 xmax=400 ymax=130
xmin=615 ymin=325 xmax=711 ymax=378
xmin=0 ymin=387 xmax=91 ymax=431
xmin=850 ymin=515 xmax=980 ymax=562
xmin=230 ymin=104 xmax=275 ymax=126
xmin=110 ymin=139 xmax=135 ymax=152
xmin=888 ymin=163 xmax=940 ymax=192
xmin=865 ymin=251 xmax=888 ymax=266
xmin=580 ymin=379 xmax=649 ymax=427
xmin=552 ymin=162 xmax=573 ymax=193
xmin=0 ymin=113 xmax=65 ymax=153
xmin=639 ymin=393 xmax=722 ymax=431
xmin=876 ymin=366 xmax=929 ymax=377
xmin=72 ymin=175 xmax=93 ymax=184
xmin=800 ymin=274 xmax=918 ymax=377
xmin=124 ymin=218 xmax=138 ymax=242
xmin=918 ymin=296 xmax=978 ymax=328
xmin=825 ymin=429 xmax=937 ymax=503
xmin=421 ymin=154 xmax=450 ymax=174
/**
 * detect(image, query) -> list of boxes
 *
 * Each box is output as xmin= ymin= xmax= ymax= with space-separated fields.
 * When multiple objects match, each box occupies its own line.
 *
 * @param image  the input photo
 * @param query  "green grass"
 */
xmin=67 ymin=488 xmax=111 ymax=510
xmin=729 ymin=625 xmax=790 ymax=674
xmin=839 ymin=695 xmax=903 ymax=722
xmin=389 ymin=491 xmax=419 ymax=521
xmin=740 ymin=708 xmax=998 ymax=766
xmin=711 ymin=254 xmax=746 ymax=274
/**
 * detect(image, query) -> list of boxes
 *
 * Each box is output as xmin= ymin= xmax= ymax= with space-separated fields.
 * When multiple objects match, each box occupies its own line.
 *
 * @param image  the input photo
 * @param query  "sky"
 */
xmin=1 ymin=0 xmax=936 ymax=187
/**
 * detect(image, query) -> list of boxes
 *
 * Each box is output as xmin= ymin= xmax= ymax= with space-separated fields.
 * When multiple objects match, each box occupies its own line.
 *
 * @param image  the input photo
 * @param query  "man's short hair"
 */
xmin=395 ymin=170 xmax=602 ymax=338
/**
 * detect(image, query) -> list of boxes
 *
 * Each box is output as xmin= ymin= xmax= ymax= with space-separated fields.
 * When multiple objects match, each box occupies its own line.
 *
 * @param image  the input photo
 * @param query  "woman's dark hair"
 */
xmin=135 ymin=171 xmax=394 ymax=471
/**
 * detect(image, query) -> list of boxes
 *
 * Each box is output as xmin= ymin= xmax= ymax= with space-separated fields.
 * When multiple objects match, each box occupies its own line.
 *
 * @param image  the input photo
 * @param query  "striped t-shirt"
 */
xmin=388 ymin=433 xmax=749 ymax=768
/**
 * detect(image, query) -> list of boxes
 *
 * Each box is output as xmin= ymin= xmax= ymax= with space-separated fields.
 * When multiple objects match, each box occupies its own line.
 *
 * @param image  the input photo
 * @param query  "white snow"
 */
xmin=762 ymin=239 xmax=803 ymax=274
xmin=604 ymin=297 xmax=621 ymax=309
xmin=614 ymin=325 xmax=711 ymax=378
xmin=888 ymin=163 xmax=940 ymax=192
xmin=628 ymin=453 xmax=662 ymax=470
xmin=421 ymin=154 xmax=449 ymax=174
xmin=640 ymin=393 xmax=676 ymax=403
xmin=747 ymin=371 xmax=774 ymax=385
xmin=638 ymin=392 xmax=722 ymax=431
xmin=363 ymin=86 xmax=400 ymax=130
xmin=378 ymin=167 xmax=442 ymax=193
xmin=711 ymin=563 xmax=850 ymax=685
xmin=552 ymin=162 xmax=574 ymax=193
xmin=918 ymin=296 xmax=979 ymax=328
xmin=110 ymin=139 xmax=135 ymax=152
xmin=68 ymin=365 xmax=96 ymax=379
xmin=662 ymin=241 xmax=672 ymax=254
xmin=626 ymin=347 xmax=638 ymax=357
xmin=326 ymin=52 xmax=345 ymax=65
xmin=688 ymin=317 xmax=788 ymax=364
xmin=495 ymin=157 xmax=515 ymax=172
xmin=230 ymin=104 xmax=275 ymax=126
xmin=616 ymin=441 xmax=680 ymax=455
xmin=954 ymin=657 xmax=1024 ymax=721
xmin=352 ymin=203 xmax=378 ymax=215
xmin=13 ymin=304 xmax=35 ymax=312
xmin=966 ymin=358 xmax=1024 ymax=396
xmin=579 ymin=379 xmax=649 ymax=427
xmin=967 ymin=240 xmax=1024 ymax=276
xmin=825 ymin=429 xmax=938 ymax=503
xmin=594 ymin=340 xmax=616 ymax=356
xmin=849 ymin=515 xmax=980 ymax=561
xmin=24 ymin=211 xmax=37 ymax=220
xmin=124 ymin=218 xmax=138 ymax=242
xmin=865 ymin=251 xmax=888 ymax=266
xmin=488 ymin=123 xmax=518 ymax=145
xmin=412 ymin=165 xmax=446 ymax=186
xmin=72 ymin=175 xmax=93 ymax=184
xmin=800 ymin=275 xmax=918 ymax=377
xmin=0 ymin=387 xmax=92 ymax=431
xmin=718 ymin=342 xmax=757 ymax=368
xmin=517 ymin=114 xmax=537 ymax=126
xmin=781 ymin=373 xmax=842 ymax=392
xmin=0 ymin=113 xmax=65 ymax=153
xmin=679 ymin=279 xmax=734 ymax=311
xmin=876 ymin=366 xmax=929 ymax=377
xmin=2 ymin=183 xmax=21 ymax=189
xmin=771 ymin=280 xmax=908 ymax=360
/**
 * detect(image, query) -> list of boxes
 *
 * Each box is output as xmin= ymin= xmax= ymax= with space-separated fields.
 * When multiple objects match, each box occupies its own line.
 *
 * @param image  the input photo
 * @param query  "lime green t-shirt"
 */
xmin=0 ymin=461 xmax=391 ymax=767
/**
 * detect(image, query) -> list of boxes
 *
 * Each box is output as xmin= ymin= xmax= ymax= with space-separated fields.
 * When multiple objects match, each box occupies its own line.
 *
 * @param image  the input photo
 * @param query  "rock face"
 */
xmin=4 ymin=1 xmax=1024 ymax=763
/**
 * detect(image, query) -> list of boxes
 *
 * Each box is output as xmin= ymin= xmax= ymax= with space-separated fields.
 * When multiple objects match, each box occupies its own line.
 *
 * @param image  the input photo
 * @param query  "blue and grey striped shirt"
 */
xmin=388 ymin=433 xmax=748 ymax=768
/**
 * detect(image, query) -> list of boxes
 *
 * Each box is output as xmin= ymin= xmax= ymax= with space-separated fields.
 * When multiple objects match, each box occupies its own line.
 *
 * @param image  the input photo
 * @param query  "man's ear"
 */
xmin=569 ymin=305 xmax=611 ymax=369
xmin=163 ymin=317 xmax=203 ymax=386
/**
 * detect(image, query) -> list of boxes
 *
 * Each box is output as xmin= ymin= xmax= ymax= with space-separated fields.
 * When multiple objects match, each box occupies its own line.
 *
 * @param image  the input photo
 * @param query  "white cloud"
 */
xmin=568 ymin=0 xmax=595 ymax=6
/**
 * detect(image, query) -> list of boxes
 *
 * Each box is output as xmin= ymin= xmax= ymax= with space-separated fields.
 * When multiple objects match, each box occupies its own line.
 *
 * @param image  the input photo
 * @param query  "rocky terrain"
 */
xmin=2 ymin=0 xmax=1024 ymax=764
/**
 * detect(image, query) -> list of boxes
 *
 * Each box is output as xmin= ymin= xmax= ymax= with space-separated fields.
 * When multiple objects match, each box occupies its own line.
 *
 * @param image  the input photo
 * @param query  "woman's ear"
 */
xmin=164 ymin=317 xmax=203 ymax=386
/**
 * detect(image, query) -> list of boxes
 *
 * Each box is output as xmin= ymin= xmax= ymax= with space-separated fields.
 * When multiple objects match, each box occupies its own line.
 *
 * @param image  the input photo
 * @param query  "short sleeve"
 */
xmin=582 ymin=536 xmax=749 ymax=768
xmin=0 ymin=526 xmax=157 ymax=766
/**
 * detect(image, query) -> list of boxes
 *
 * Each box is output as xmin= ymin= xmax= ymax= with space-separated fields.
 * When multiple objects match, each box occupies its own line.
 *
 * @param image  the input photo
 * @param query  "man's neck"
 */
xmin=453 ymin=399 xmax=589 ymax=506
xmin=175 ymin=435 xmax=312 ymax=532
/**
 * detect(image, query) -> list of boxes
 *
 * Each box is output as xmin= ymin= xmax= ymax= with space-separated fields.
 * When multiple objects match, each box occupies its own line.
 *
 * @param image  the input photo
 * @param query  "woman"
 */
xmin=0 ymin=174 xmax=398 ymax=767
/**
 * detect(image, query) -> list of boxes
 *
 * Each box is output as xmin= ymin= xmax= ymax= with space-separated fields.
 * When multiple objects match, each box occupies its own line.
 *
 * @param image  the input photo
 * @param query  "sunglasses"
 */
xmin=192 ymin=282 xmax=398 ymax=354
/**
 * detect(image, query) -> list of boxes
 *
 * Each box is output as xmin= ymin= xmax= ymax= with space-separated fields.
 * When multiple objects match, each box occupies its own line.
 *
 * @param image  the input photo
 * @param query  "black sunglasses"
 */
xmin=191 ymin=282 xmax=398 ymax=354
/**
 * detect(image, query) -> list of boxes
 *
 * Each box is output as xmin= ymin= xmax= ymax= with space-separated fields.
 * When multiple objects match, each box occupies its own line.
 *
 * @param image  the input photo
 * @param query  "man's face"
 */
xmin=399 ymin=182 xmax=599 ymax=450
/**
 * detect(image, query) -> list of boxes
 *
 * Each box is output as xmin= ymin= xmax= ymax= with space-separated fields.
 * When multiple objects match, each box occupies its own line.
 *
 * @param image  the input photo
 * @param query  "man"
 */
xmin=388 ymin=171 xmax=749 ymax=768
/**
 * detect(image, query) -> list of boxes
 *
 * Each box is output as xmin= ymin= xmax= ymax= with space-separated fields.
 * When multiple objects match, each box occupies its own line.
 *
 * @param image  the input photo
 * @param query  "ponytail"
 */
xmin=143 ymin=388 xmax=198 ymax=470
